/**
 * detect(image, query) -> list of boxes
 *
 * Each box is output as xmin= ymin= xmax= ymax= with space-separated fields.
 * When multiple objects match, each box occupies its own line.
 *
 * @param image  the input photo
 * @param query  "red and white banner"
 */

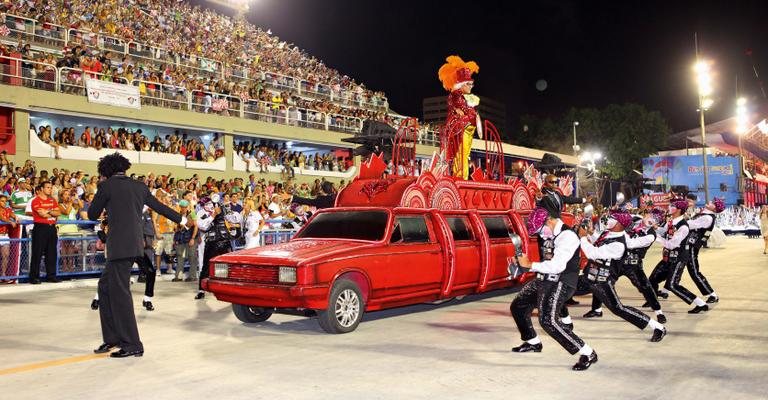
xmin=85 ymin=78 xmax=141 ymax=109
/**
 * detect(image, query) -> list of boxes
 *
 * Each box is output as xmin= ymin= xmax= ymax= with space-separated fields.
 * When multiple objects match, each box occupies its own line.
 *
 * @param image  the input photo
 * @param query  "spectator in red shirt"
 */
xmin=0 ymin=194 xmax=18 ymax=283
xmin=29 ymin=181 xmax=62 ymax=284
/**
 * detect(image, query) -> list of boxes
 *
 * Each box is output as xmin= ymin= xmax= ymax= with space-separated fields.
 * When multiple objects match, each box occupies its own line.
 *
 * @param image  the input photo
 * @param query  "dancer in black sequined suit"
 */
xmin=510 ymin=204 xmax=598 ymax=371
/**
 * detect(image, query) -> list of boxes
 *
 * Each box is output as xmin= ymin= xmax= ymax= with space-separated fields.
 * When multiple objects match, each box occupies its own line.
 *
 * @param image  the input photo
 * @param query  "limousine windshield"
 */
xmin=295 ymin=210 xmax=390 ymax=241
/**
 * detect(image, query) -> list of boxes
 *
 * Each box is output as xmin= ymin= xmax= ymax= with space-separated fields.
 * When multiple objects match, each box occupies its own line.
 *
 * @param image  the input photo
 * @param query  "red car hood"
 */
xmin=213 ymin=239 xmax=378 ymax=266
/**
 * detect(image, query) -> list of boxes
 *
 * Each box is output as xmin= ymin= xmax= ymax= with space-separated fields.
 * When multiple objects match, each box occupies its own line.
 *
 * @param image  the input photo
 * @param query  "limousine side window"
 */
xmin=482 ymin=216 xmax=512 ymax=239
xmin=445 ymin=216 xmax=474 ymax=241
xmin=390 ymin=216 xmax=431 ymax=243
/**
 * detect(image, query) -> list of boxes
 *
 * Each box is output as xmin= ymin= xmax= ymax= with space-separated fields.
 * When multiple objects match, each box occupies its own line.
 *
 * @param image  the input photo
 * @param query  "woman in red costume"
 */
xmin=438 ymin=55 xmax=482 ymax=179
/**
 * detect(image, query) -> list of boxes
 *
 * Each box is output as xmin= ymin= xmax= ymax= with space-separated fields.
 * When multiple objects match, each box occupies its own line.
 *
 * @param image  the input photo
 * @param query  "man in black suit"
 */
xmin=88 ymin=153 xmax=183 ymax=358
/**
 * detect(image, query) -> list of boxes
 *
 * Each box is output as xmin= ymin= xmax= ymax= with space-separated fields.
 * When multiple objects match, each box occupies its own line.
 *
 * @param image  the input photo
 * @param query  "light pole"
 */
xmin=735 ymin=97 xmax=748 ymax=194
xmin=580 ymin=151 xmax=602 ymax=201
xmin=694 ymin=51 xmax=713 ymax=202
xmin=572 ymin=121 xmax=580 ymax=196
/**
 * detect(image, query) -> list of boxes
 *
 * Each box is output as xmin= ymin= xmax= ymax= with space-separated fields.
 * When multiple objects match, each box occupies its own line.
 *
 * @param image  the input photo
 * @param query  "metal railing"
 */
xmin=0 ymin=219 xmax=299 ymax=283
xmin=2 ymin=12 xmax=389 ymax=113
xmin=58 ymin=67 xmax=128 ymax=95
xmin=0 ymin=55 xmax=58 ymax=91
xmin=0 ymin=220 xmax=101 ymax=282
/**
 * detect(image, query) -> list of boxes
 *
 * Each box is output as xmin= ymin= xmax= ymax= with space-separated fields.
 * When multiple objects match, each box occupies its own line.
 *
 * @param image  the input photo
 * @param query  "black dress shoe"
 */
xmin=706 ymin=296 xmax=719 ymax=304
xmin=46 ymin=277 xmax=62 ymax=283
xmin=650 ymin=327 xmax=667 ymax=342
xmin=171 ymin=278 xmax=182 ymax=282
xmin=110 ymin=348 xmax=143 ymax=358
xmin=688 ymin=304 xmax=709 ymax=314
xmin=94 ymin=343 xmax=117 ymax=354
xmin=641 ymin=301 xmax=651 ymax=308
xmin=511 ymin=342 xmax=543 ymax=353
xmin=29 ymin=279 xmax=41 ymax=284
xmin=583 ymin=310 xmax=603 ymax=318
xmin=91 ymin=299 xmax=99 ymax=310
xmin=657 ymin=314 xmax=667 ymax=324
xmin=656 ymin=291 xmax=669 ymax=299
xmin=137 ymin=275 xmax=146 ymax=283
xmin=142 ymin=300 xmax=154 ymax=311
xmin=194 ymin=291 xmax=205 ymax=300
xmin=572 ymin=351 xmax=598 ymax=371
xmin=565 ymin=298 xmax=580 ymax=306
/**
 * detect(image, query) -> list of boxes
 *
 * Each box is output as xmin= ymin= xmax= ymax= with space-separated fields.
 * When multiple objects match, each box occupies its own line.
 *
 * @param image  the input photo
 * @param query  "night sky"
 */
xmin=237 ymin=0 xmax=768 ymax=134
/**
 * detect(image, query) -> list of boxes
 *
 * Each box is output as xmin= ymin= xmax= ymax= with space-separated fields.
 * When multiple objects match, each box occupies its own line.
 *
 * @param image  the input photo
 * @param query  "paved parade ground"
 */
xmin=2 ymin=235 xmax=767 ymax=400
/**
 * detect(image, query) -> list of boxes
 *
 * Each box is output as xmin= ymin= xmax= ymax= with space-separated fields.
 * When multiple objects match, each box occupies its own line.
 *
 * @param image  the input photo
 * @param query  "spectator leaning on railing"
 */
xmin=0 ymin=194 xmax=18 ymax=283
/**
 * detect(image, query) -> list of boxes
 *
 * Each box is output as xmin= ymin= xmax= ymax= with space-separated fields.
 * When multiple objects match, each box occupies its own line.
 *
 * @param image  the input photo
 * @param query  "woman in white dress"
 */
xmin=244 ymin=204 xmax=265 ymax=249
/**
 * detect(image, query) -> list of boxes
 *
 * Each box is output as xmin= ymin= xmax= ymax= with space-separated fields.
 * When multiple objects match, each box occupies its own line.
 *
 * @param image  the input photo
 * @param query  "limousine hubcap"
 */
xmin=335 ymin=289 xmax=360 ymax=327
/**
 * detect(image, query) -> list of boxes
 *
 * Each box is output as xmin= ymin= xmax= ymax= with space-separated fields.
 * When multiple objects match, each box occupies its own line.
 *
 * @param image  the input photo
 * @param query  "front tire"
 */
xmin=232 ymin=304 xmax=273 ymax=323
xmin=318 ymin=279 xmax=364 ymax=334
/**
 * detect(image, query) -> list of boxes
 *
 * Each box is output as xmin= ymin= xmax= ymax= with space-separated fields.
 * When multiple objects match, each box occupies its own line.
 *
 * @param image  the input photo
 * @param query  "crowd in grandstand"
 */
xmin=33 ymin=124 xmax=225 ymax=161
xmin=1 ymin=0 xmax=394 ymax=128
xmin=234 ymin=139 xmax=353 ymax=175
xmin=0 ymin=154 xmax=344 ymax=282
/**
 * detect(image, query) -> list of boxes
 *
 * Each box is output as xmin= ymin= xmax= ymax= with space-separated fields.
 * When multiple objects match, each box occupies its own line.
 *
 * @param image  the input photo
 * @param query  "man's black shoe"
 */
xmin=171 ymin=278 xmax=182 ymax=282
xmin=706 ymin=296 xmax=719 ymax=304
xmin=194 ymin=292 xmax=205 ymax=300
xmin=137 ymin=275 xmax=146 ymax=283
xmin=583 ymin=310 xmax=603 ymax=318
xmin=142 ymin=300 xmax=154 ymax=311
xmin=94 ymin=343 xmax=117 ymax=354
xmin=565 ymin=298 xmax=580 ymax=306
xmin=91 ymin=299 xmax=99 ymax=310
xmin=572 ymin=351 xmax=598 ymax=371
xmin=29 ymin=279 xmax=41 ymax=284
xmin=511 ymin=342 xmax=543 ymax=353
xmin=688 ymin=304 xmax=709 ymax=314
xmin=656 ymin=291 xmax=669 ymax=299
xmin=110 ymin=348 xmax=143 ymax=358
xmin=641 ymin=301 xmax=650 ymax=308
xmin=46 ymin=277 xmax=62 ymax=283
xmin=657 ymin=314 xmax=667 ymax=324
xmin=650 ymin=327 xmax=667 ymax=342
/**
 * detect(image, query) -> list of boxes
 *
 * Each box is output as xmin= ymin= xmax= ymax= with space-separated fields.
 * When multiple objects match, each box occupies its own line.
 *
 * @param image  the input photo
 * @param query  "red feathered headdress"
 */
xmin=438 ymin=55 xmax=479 ymax=91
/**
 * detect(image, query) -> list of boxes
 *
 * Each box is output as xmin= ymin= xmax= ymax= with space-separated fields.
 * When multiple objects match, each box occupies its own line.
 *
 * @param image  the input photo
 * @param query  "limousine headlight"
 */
xmin=278 ymin=266 xmax=297 ymax=283
xmin=213 ymin=263 xmax=229 ymax=278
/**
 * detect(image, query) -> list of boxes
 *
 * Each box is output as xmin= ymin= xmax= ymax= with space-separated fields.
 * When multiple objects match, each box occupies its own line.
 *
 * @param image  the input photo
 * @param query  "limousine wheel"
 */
xmin=232 ymin=304 xmax=273 ymax=323
xmin=318 ymin=279 xmax=364 ymax=334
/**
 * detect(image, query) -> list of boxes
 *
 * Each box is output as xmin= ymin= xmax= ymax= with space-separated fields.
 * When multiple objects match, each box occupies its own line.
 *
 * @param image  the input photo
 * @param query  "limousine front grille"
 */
xmin=227 ymin=264 xmax=279 ymax=284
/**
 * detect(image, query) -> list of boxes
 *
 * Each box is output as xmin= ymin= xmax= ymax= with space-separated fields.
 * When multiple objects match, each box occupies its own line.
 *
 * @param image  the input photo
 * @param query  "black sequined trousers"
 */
xmin=663 ymin=258 xmax=697 ymax=305
xmin=686 ymin=246 xmax=715 ymax=297
xmin=588 ymin=279 xmax=651 ymax=330
xmin=649 ymin=260 xmax=670 ymax=293
xmin=591 ymin=263 xmax=661 ymax=311
xmin=511 ymin=279 xmax=585 ymax=355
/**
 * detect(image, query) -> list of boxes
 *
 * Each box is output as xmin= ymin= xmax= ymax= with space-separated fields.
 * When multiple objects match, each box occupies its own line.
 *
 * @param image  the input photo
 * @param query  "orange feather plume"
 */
xmin=438 ymin=55 xmax=480 ymax=91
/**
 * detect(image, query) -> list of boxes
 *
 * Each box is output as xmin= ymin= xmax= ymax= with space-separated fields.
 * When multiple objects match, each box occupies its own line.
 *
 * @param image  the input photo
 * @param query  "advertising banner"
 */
xmin=642 ymin=155 xmax=740 ymax=206
xmin=85 ymin=78 xmax=141 ymax=109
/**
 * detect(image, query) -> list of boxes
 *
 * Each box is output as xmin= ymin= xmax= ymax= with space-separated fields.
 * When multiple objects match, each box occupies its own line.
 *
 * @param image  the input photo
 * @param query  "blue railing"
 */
xmin=0 ymin=219 xmax=299 ymax=283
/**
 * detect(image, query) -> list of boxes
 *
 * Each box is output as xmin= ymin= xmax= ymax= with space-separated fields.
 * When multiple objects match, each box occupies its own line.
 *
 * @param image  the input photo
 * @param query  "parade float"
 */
xmin=202 ymin=56 xmax=579 ymax=333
